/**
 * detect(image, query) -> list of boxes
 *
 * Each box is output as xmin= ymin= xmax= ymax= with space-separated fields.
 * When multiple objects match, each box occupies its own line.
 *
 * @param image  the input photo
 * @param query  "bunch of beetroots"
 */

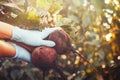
xmin=11 ymin=29 xmax=96 ymax=73
xmin=32 ymin=29 xmax=73 ymax=70
xmin=10 ymin=29 xmax=72 ymax=69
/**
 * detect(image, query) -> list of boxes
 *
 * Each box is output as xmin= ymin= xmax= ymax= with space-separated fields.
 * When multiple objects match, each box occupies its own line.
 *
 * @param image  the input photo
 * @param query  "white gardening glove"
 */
xmin=12 ymin=43 xmax=31 ymax=63
xmin=11 ymin=27 xmax=61 ymax=46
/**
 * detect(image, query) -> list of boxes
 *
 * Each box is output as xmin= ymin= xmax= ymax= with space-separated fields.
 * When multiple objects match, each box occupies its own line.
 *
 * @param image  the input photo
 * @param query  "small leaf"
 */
xmin=36 ymin=0 xmax=50 ymax=9
xmin=85 ymin=40 xmax=100 ymax=46
xmin=2 ymin=3 xmax=23 ymax=12
xmin=98 ymin=50 xmax=105 ymax=59
xmin=82 ymin=14 xmax=92 ymax=27
xmin=27 ymin=10 xmax=39 ymax=21
xmin=49 ymin=3 xmax=63 ymax=15
xmin=91 ymin=0 xmax=104 ymax=14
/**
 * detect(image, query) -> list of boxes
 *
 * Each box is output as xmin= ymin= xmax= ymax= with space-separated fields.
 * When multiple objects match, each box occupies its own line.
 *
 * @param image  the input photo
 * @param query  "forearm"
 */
xmin=0 ymin=21 xmax=14 ymax=39
xmin=0 ymin=40 xmax=31 ymax=63
xmin=0 ymin=40 xmax=16 ymax=57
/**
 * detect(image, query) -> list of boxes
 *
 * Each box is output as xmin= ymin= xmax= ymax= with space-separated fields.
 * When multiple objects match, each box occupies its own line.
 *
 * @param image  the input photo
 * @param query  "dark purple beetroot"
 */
xmin=31 ymin=46 xmax=57 ymax=70
xmin=47 ymin=30 xmax=72 ymax=54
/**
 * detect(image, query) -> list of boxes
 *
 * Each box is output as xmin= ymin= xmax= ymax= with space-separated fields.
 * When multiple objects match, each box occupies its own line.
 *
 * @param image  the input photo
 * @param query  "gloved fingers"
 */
xmin=39 ymin=40 xmax=56 ymax=47
xmin=40 ymin=27 xmax=62 ymax=39
xmin=11 ymin=26 xmax=60 ymax=47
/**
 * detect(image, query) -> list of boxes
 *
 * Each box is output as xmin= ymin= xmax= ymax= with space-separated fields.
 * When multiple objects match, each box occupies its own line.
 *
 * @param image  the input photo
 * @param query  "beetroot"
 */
xmin=31 ymin=46 xmax=57 ymax=70
xmin=47 ymin=30 xmax=72 ymax=54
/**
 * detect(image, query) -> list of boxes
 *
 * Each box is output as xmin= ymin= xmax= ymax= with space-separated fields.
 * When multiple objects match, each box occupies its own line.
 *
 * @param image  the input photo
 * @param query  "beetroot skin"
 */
xmin=31 ymin=46 xmax=57 ymax=70
xmin=47 ymin=30 xmax=72 ymax=54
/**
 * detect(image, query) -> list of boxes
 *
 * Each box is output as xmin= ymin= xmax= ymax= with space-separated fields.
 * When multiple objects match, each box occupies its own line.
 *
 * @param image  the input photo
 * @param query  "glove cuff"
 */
xmin=11 ymin=27 xmax=23 ymax=41
xmin=12 ymin=43 xmax=31 ymax=63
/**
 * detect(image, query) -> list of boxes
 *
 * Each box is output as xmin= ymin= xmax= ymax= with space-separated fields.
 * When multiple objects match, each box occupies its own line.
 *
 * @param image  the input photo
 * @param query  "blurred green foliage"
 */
xmin=1 ymin=0 xmax=120 ymax=80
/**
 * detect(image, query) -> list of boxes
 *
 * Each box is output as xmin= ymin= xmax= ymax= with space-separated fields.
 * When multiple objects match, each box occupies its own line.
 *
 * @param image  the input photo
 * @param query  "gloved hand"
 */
xmin=12 ymin=43 xmax=31 ymax=63
xmin=11 ymin=27 xmax=61 ymax=47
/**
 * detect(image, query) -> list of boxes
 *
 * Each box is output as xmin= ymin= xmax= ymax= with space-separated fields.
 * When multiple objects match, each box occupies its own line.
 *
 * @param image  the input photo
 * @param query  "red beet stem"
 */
xmin=71 ymin=48 xmax=98 ymax=73
xmin=42 ymin=71 xmax=46 ymax=80
xmin=7 ymin=40 xmax=35 ymax=52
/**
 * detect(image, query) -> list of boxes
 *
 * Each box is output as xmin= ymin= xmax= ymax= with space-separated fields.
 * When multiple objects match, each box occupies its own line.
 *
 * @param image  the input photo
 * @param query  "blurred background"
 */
xmin=0 ymin=0 xmax=120 ymax=80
